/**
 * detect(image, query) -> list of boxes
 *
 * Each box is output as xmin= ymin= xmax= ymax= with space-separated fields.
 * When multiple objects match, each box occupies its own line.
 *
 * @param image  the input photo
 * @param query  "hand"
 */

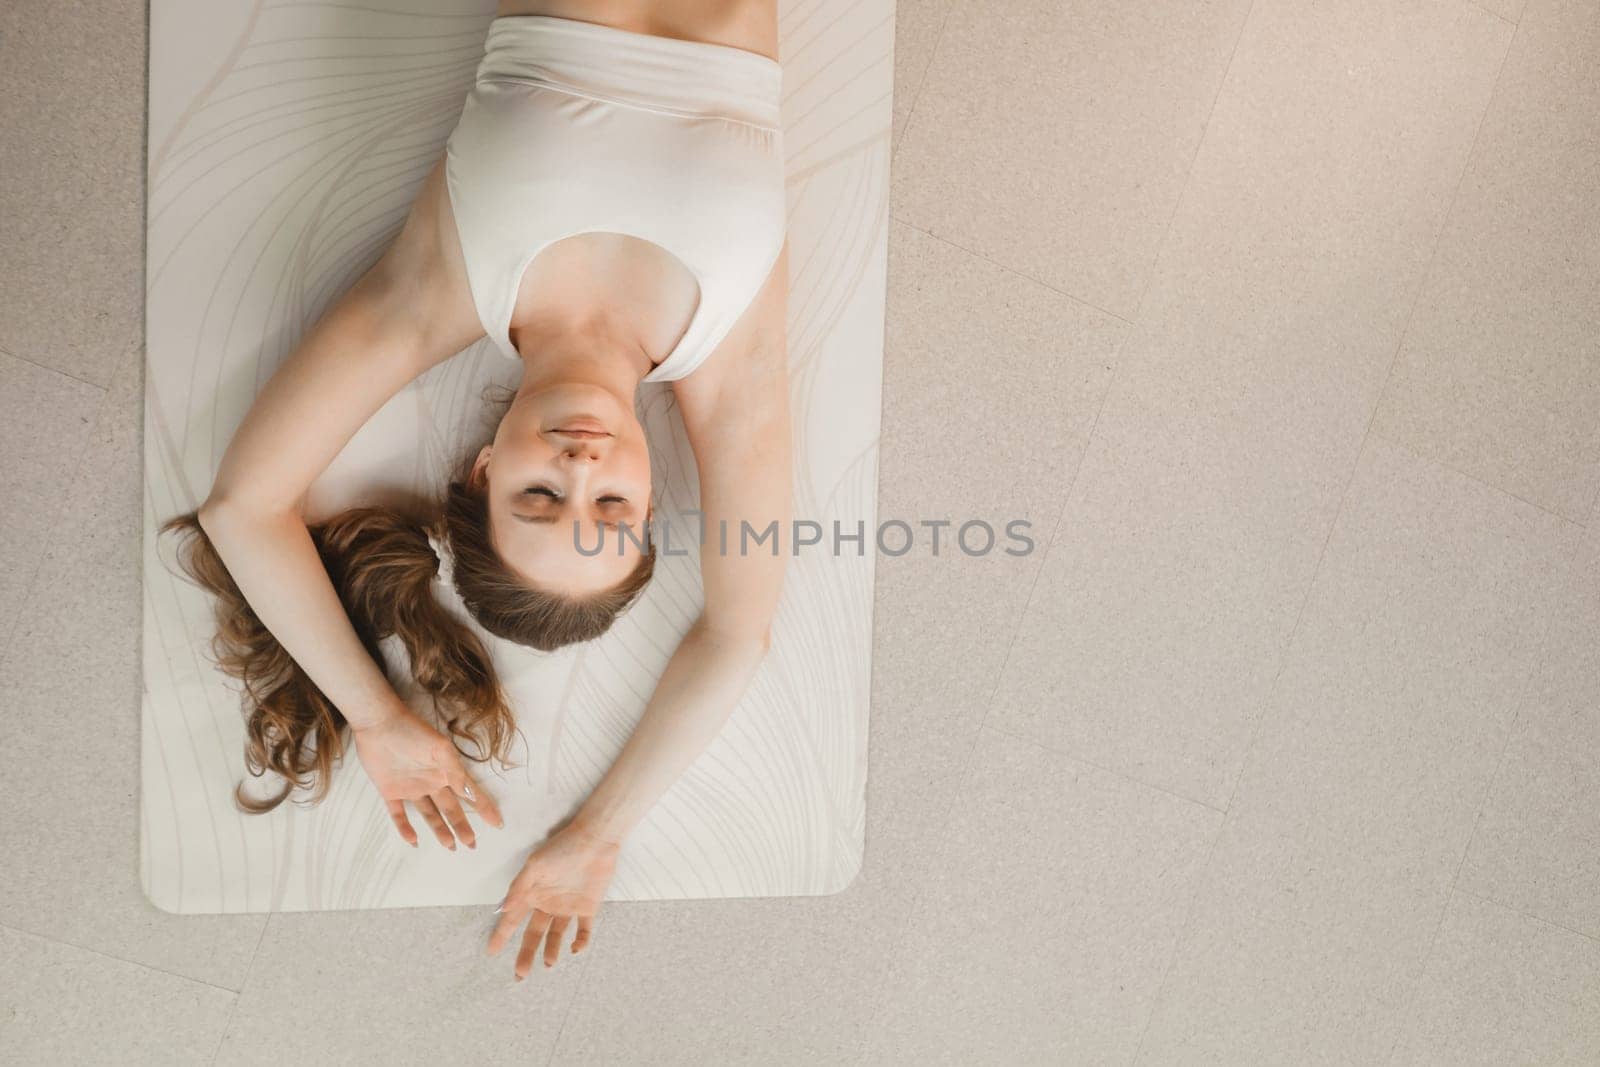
xmin=488 ymin=819 xmax=621 ymax=979
xmin=350 ymin=705 xmax=504 ymax=849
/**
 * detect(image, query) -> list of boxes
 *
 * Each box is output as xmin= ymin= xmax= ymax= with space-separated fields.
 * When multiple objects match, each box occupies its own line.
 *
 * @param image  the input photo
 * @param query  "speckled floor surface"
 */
xmin=3 ymin=0 xmax=1599 ymax=1062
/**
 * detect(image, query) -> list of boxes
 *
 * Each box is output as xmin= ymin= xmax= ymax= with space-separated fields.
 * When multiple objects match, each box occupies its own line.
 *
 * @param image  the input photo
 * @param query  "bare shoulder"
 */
xmin=369 ymin=157 xmax=484 ymax=363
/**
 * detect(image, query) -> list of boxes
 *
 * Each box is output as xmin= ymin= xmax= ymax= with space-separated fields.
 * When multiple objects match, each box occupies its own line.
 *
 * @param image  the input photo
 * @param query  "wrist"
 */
xmin=568 ymin=809 xmax=630 ymax=850
xmin=346 ymin=695 xmax=408 ymax=734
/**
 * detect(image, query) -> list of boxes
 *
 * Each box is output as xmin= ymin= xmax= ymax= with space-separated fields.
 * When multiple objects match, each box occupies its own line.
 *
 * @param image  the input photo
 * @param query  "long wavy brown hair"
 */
xmin=161 ymin=442 xmax=656 ymax=814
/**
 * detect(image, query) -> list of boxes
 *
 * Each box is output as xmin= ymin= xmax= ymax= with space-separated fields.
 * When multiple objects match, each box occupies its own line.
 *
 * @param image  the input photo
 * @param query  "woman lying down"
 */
xmin=162 ymin=0 xmax=792 ymax=980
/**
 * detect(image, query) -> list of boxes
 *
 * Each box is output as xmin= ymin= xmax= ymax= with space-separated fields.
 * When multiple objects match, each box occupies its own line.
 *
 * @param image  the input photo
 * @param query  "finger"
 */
xmin=543 ymin=915 xmax=571 ymax=969
xmin=451 ymin=768 xmax=504 ymax=829
xmin=386 ymin=800 xmax=418 ymax=848
xmin=415 ymin=796 xmax=455 ymax=851
xmin=572 ymin=915 xmax=594 ymax=955
xmin=487 ymin=898 xmax=528 ymax=958
xmin=515 ymin=910 xmax=554 ymax=981
xmin=431 ymin=789 xmax=476 ymax=850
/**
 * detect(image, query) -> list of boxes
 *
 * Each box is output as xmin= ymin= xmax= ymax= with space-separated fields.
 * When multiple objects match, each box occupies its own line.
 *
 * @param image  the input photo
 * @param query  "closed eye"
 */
xmin=523 ymin=485 xmax=559 ymax=500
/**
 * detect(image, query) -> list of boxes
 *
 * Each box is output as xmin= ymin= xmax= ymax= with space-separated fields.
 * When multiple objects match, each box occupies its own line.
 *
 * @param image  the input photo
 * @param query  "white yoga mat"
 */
xmin=142 ymin=0 xmax=890 ymax=912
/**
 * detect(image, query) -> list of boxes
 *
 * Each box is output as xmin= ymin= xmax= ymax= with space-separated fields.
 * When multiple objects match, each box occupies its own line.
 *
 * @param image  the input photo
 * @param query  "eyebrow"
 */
xmin=512 ymin=513 xmax=559 ymax=526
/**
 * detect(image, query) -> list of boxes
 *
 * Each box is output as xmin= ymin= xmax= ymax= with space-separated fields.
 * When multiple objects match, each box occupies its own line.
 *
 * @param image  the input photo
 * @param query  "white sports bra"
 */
xmin=443 ymin=16 xmax=787 ymax=383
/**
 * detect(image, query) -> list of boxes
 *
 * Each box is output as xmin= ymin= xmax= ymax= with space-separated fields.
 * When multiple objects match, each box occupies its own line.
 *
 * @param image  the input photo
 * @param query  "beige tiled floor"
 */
xmin=3 ymin=0 xmax=1598 ymax=1062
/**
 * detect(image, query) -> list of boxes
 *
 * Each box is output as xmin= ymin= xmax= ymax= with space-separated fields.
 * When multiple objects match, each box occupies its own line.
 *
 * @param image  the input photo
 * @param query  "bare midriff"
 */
xmin=493 ymin=0 xmax=779 ymax=63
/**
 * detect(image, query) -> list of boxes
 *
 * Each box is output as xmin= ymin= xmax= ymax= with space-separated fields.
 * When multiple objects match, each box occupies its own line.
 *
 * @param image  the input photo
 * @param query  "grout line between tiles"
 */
xmin=879 ymin=6 xmax=1262 ymax=1056
xmin=0 ymin=343 xmax=111 ymax=391
xmin=0 ymin=917 xmax=243 ymax=1001
xmin=1124 ymin=0 xmax=1256 ymax=327
xmin=890 ymin=0 xmax=954 ymax=153
xmin=1132 ymin=14 xmax=1520 ymax=1061
xmin=1129 ymin=0 xmax=1526 ymax=1052
xmin=1117 ymin=5 xmax=1259 ymax=1059
xmin=1579 ymin=462 xmax=1600 ymax=529
xmin=0 ymin=342 xmax=127 ymax=659
xmin=887 ymin=215 xmax=1135 ymax=326
xmin=1452 ymin=884 xmax=1600 ymax=949
xmin=210 ymin=915 xmax=273 ymax=1065
xmin=1128 ymin=818 xmax=1221 ymax=1066
xmin=1382 ymin=496 xmax=1580 ymax=1063
xmin=1215 ymin=0 xmax=1519 ymax=821
xmin=542 ymin=923 xmax=598 ymax=1067
xmin=1205 ymin=439 xmax=1437 ymax=819
xmin=850 ymin=332 xmax=1125 ymax=1064
xmin=1371 ymin=430 xmax=1589 ymax=531
xmin=1467 ymin=1 xmax=1518 ymax=26
xmin=209 ymin=997 xmax=242 ymax=1067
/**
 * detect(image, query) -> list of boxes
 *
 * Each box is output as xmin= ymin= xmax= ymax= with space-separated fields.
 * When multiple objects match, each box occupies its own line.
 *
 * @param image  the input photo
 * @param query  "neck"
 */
xmin=513 ymin=312 xmax=654 ymax=399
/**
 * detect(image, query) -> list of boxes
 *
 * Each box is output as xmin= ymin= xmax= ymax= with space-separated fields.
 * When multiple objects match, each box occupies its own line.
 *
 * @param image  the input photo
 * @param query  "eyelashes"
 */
xmin=523 ymin=486 xmax=628 ymax=506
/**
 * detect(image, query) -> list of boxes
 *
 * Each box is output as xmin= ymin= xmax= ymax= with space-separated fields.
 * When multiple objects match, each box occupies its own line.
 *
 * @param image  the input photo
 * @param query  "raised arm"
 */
xmin=193 ymin=160 xmax=502 ymax=846
xmin=488 ymin=243 xmax=791 ymax=977
xmin=574 ymin=240 xmax=792 ymax=844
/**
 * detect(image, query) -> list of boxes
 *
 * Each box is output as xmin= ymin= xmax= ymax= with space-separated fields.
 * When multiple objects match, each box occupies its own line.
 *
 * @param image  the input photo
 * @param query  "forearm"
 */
xmin=572 ymin=619 xmax=771 ymax=844
xmin=195 ymin=502 xmax=405 ymax=731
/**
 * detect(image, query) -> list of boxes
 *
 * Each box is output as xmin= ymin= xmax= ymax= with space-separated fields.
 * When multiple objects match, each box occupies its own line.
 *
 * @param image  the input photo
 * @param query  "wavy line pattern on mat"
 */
xmin=142 ymin=0 xmax=890 ymax=913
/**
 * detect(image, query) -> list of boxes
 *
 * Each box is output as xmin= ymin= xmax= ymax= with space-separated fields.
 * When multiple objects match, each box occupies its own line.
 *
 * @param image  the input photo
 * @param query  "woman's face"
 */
xmin=476 ymin=381 xmax=652 ymax=597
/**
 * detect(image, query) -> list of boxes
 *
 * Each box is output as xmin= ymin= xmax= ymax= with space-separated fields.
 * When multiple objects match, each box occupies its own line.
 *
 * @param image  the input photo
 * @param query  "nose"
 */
xmin=548 ymin=429 xmax=611 ymax=463
xmin=559 ymin=442 xmax=599 ymax=461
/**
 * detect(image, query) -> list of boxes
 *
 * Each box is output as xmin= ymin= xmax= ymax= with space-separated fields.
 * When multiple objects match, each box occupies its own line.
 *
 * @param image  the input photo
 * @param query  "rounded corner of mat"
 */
xmin=139 ymin=873 xmax=189 ymax=916
xmin=821 ymin=852 xmax=864 ymax=897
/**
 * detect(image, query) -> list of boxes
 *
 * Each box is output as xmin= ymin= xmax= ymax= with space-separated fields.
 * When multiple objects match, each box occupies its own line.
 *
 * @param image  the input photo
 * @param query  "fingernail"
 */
xmin=494 ymin=897 xmax=505 ymax=913
xmin=463 ymin=784 xmax=476 ymax=800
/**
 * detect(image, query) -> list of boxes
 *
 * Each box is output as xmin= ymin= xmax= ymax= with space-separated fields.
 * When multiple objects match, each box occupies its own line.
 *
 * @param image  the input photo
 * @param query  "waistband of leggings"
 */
xmin=476 ymin=15 xmax=782 ymax=131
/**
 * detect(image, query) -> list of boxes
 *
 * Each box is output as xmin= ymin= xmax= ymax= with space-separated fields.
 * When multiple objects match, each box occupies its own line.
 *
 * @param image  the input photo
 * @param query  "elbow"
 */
xmin=195 ymin=491 xmax=289 ymax=540
xmin=194 ymin=494 xmax=229 ymax=537
xmin=196 ymin=491 xmax=251 ymax=537
xmin=742 ymin=627 xmax=774 ymax=660
xmin=193 ymin=497 xmax=247 ymax=554
xmin=741 ymin=614 xmax=775 ymax=655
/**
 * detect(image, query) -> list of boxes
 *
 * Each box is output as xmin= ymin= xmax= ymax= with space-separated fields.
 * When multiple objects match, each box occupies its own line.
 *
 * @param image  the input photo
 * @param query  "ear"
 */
xmin=469 ymin=444 xmax=492 ymax=490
